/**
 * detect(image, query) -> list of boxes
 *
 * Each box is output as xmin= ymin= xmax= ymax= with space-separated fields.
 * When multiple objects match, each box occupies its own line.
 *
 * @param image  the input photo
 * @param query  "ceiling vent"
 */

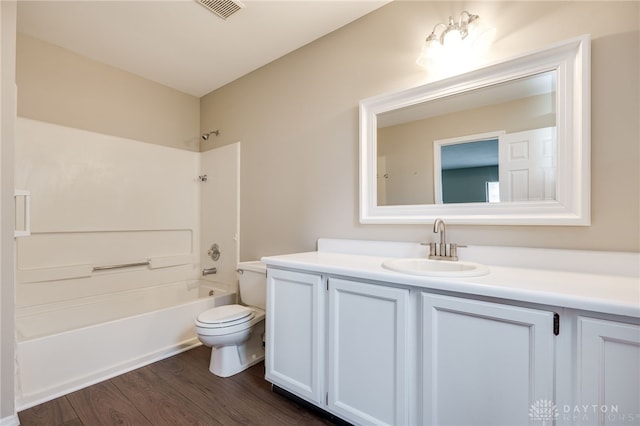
xmin=196 ymin=0 xmax=244 ymax=20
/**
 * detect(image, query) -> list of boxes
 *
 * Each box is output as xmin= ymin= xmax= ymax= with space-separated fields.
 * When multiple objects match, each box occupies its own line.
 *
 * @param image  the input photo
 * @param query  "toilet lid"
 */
xmin=197 ymin=304 xmax=254 ymax=325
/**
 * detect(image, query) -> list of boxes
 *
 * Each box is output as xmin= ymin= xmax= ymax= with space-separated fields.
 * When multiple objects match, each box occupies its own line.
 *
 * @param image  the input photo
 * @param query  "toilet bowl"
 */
xmin=195 ymin=261 xmax=266 ymax=377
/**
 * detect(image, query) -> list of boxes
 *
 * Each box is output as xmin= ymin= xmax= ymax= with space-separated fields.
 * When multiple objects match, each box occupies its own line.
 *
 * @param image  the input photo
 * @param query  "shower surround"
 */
xmin=14 ymin=118 xmax=240 ymax=408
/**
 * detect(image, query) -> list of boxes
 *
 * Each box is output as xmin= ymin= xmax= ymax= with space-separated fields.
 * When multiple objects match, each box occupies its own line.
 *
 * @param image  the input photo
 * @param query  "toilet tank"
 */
xmin=237 ymin=261 xmax=266 ymax=309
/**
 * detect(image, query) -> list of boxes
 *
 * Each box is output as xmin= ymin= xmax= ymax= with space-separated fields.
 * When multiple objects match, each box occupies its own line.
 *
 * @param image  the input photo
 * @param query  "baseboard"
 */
xmin=0 ymin=414 xmax=19 ymax=426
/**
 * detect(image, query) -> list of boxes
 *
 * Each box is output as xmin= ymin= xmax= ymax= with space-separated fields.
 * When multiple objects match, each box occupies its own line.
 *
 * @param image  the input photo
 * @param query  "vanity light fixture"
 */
xmin=416 ymin=11 xmax=496 ymax=71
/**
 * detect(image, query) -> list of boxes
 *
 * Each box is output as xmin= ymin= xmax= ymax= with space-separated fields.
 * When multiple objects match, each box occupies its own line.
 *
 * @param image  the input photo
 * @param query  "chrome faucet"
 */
xmin=202 ymin=267 xmax=217 ymax=276
xmin=434 ymin=218 xmax=446 ymax=253
xmin=428 ymin=218 xmax=463 ymax=261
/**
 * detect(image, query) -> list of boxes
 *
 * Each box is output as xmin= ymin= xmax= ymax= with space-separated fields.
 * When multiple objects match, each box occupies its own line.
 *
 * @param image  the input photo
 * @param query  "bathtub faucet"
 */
xmin=202 ymin=267 xmax=217 ymax=276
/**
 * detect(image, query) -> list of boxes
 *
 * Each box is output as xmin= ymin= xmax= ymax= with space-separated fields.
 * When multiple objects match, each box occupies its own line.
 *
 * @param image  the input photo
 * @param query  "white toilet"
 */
xmin=195 ymin=260 xmax=266 ymax=377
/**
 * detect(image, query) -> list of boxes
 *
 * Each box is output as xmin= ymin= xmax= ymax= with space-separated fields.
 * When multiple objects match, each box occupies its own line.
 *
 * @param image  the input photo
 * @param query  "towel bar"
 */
xmin=92 ymin=261 xmax=150 ymax=272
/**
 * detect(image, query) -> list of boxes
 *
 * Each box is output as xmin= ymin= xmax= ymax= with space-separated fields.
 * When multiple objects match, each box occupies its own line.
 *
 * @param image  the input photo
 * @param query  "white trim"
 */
xmin=0 ymin=415 xmax=19 ymax=426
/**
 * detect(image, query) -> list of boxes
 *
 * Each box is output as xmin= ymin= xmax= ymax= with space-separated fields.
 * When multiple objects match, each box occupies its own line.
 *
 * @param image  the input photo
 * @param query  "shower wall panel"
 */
xmin=14 ymin=118 xmax=201 ymax=309
xmin=199 ymin=143 xmax=240 ymax=295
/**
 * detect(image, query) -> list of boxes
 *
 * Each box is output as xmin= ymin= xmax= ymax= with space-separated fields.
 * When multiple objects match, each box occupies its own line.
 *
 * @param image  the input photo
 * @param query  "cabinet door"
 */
xmin=577 ymin=317 xmax=640 ymax=426
xmin=328 ymin=278 xmax=410 ymax=426
xmin=421 ymin=293 xmax=555 ymax=426
xmin=265 ymin=268 xmax=324 ymax=404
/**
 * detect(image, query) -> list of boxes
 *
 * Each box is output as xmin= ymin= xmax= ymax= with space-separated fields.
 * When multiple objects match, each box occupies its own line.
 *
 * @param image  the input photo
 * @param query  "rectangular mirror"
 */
xmin=360 ymin=35 xmax=590 ymax=225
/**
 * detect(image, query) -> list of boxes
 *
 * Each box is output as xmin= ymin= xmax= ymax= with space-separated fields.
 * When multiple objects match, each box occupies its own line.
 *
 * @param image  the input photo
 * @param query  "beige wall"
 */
xmin=200 ymin=1 xmax=640 ymax=259
xmin=16 ymin=33 xmax=200 ymax=151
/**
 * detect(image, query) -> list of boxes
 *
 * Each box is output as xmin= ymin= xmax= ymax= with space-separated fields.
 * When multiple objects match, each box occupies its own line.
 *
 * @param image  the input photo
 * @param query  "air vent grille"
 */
xmin=197 ymin=0 xmax=244 ymax=20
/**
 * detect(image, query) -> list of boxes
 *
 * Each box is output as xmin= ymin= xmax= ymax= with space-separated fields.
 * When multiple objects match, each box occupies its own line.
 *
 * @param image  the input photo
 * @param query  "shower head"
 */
xmin=201 ymin=130 xmax=220 ymax=141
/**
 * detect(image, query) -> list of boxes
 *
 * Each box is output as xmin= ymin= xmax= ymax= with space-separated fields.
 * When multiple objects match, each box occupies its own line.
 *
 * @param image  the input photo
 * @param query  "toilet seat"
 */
xmin=196 ymin=305 xmax=255 ymax=330
xmin=195 ymin=306 xmax=265 ymax=337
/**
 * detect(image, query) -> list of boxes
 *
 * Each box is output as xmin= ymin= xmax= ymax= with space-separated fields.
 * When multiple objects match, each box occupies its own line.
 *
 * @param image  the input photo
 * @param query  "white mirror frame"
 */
xmin=359 ymin=35 xmax=590 ymax=225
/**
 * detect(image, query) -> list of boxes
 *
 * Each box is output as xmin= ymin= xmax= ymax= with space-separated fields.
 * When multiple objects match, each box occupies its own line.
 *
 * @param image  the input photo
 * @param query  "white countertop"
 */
xmin=262 ymin=247 xmax=640 ymax=319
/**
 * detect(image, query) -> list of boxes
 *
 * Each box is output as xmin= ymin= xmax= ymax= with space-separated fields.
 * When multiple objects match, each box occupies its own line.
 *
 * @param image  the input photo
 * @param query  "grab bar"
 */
xmin=92 ymin=261 xmax=150 ymax=272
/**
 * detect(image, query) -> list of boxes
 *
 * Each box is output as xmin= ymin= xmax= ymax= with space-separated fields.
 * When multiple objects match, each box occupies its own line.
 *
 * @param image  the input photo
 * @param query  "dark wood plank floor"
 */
xmin=18 ymin=346 xmax=337 ymax=426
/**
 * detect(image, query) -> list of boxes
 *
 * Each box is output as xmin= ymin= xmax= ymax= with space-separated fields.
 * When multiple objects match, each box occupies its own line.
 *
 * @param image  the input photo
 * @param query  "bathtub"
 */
xmin=15 ymin=280 xmax=235 ymax=410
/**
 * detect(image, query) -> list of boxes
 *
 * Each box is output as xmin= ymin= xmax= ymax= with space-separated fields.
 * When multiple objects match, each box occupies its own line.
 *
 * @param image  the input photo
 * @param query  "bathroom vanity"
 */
xmin=260 ymin=32 xmax=628 ymax=426
xmin=262 ymin=239 xmax=640 ymax=426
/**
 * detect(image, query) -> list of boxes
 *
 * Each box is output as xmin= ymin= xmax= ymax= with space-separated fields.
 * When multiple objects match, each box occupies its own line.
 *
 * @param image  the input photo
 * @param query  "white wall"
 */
xmin=14 ymin=118 xmax=201 ymax=311
xmin=0 ymin=1 xmax=18 ymax=424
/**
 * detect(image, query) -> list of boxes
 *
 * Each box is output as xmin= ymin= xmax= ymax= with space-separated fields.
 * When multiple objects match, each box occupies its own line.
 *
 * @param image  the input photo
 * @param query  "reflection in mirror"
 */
xmin=437 ymin=133 xmax=501 ymax=204
xmin=359 ymin=35 xmax=590 ymax=225
xmin=376 ymin=71 xmax=556 ymax=206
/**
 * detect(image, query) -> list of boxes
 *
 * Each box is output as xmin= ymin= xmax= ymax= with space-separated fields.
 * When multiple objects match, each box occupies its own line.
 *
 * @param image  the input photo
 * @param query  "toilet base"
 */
xmin=208 ymin=320 xmax=265 ymax=377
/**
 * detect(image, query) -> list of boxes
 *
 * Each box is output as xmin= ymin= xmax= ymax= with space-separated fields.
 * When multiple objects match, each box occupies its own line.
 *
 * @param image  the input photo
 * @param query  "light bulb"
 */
xmin=416 ymin=38 xmax=443 ymax=69
xmin=442 ymin=28 xmax=462 ymax=48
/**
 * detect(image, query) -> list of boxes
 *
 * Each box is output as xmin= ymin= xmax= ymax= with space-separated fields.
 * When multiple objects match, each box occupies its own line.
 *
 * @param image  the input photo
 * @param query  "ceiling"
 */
xmin=17 ymin=0 xmax=389 ymax=98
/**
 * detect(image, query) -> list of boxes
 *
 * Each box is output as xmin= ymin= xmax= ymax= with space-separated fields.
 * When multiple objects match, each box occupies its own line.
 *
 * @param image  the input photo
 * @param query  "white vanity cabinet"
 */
xmin=327 ymin=278 xmax=410 ymax=425
xmin=420 ymin=293 xmax=556 ymax=426
xmin=263 ymin=248 xmax=639 ymax=426
xmin=266 ymin=268 xmax=411 ymax=425
xmin=265 ymin=268 xmax=324 ymax=404
xmin=575 ymin=316 xmax=640 ymax=426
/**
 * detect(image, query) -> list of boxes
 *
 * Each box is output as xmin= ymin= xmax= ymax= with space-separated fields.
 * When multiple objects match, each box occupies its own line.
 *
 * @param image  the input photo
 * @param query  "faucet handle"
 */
xmin=421 ymin=242 xmax=439 ymax=255
xmin=425 ymin=242 xmax=440 ymax=257
xmin=449 ymin=244 xmax=467 ymax=260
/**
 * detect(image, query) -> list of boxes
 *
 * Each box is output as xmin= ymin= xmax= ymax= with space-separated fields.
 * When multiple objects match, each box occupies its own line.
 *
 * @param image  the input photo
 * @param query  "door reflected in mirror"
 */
xmin=376 ymin=71 xmax=556 ymax=206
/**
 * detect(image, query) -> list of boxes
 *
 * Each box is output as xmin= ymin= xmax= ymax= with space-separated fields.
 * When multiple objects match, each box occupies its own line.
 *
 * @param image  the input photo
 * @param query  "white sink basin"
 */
xmin=382 ymin=258 xmax=489 ymax=277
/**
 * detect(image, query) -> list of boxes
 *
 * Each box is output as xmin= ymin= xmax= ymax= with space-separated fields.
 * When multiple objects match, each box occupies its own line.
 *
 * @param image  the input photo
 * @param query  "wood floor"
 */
xmin=18 ymin=346 xmax=338 ymax=426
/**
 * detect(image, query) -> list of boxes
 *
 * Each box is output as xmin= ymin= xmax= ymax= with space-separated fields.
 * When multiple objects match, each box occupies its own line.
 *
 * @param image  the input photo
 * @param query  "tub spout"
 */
xmin=202 ymin=267 xmax=217 ymax=276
